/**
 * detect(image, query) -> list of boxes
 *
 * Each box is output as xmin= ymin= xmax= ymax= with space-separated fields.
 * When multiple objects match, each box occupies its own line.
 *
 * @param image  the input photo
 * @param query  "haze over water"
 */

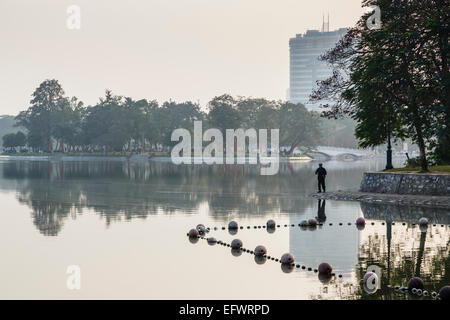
xmin=0 ymin=158 xmax=448 ymax=299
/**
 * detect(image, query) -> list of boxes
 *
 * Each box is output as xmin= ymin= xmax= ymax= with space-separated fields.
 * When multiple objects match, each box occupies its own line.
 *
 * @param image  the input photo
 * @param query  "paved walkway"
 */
xmin=310 ymin=190 xmax=450 ymax=209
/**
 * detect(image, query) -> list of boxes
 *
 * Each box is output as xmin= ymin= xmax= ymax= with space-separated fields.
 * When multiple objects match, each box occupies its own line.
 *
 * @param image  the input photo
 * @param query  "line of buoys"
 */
xmin=387 ymin=278 xmax=449 ymax=300
xmin=191 ymin=234 xmax=348 ymax=279
xmin=202 ymin=218 xmax=448 ymax=234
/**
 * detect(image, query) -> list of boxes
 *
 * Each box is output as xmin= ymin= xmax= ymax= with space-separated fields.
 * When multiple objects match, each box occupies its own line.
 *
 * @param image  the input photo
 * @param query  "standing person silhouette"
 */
xmin=315 ymin=163 xmax=327 ymax=193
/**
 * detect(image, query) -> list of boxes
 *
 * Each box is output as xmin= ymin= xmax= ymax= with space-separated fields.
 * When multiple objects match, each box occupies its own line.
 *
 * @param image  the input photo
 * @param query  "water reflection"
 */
xmin=0 ymin=159 xmax=448 ymax=300
xmin=0 ymin=160 xmax=380 ymax=236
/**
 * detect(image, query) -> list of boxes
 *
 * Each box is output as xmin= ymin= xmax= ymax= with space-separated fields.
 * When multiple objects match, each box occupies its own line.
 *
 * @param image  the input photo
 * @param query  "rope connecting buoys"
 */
xmin=203 ymin=220 xmax=448 ymax=234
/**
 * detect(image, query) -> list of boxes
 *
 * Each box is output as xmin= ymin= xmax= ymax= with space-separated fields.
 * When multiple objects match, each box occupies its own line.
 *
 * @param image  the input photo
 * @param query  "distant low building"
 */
xmin=289 ymin=21 xmax=347 ymax=111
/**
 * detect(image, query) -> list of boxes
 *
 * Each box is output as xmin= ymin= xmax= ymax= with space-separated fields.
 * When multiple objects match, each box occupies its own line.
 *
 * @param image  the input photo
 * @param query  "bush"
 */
xmin=405 ymin=157 xmax=422 ymax=168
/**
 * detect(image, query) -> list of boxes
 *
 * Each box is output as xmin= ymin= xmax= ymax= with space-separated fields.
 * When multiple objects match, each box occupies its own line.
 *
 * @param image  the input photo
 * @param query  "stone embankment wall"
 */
xmin=360 ymin=172 xmax=450 ymax=196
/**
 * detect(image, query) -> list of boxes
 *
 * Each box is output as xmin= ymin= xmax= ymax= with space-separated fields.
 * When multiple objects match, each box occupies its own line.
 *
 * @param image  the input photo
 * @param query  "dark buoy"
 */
xmin=254 ymin=245 xmax=267 ymax=257
xmin=231 ymin=239 xmax=243 ymax=249
xmin=207 ymin=237 xmax=217 ymax=245
xmin=299 ymin=220 xmax=308 ymax=227
xmin=196 ymin=224 xmax=206 ymax=234
xmin=231 ymin=248 xmax=242 ymax=257
xmin=418 ymin=217 xmax=428 ymax=226
xmin=318 ymin=262 xmax=333 ymax=275
xmin=188 ymin=229 xmax=199 ymax=238
xmin=281 ymin=263 xmax=294 ymax=273
xmin=280 ymin=253 xmax=295 ymax=265
xmin=318 ymin=273 xmax=332 ymax=284
xmin=438 ymin=286 xmax=450 ymax=301
xmin=356 ymin=217 xmax=365 ymax=226
xmin=308 ymin=218 xmax=318 ymax=227
xmin=407 ymin=277 xmax=424 ymax=291
xmin=228 ymin=228 xmax=238 ymax=236
xmin=228 ymin=221 xmax=238 ymax=230
xmin=189 ymin=236 xmax=199 ymax=244
xmin=266 ymin=219 xmax=276 ymax=229
xmin=254 ymin=255 xmax=266 ymax=265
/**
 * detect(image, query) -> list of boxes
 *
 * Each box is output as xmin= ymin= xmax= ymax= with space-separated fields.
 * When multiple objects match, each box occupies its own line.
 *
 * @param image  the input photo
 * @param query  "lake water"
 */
xmin=0 ymin=158 xmax=448 ymax=299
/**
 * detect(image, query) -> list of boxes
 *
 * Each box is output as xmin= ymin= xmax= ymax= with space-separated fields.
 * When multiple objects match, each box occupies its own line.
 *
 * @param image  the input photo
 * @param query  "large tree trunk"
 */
xmin=412 ymin=116 xmax=428 ymax=172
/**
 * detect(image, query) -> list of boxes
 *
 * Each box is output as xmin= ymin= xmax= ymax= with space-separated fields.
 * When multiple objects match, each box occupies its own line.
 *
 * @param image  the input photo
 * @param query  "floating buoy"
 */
xmin=318 ymin=262 xmax=333 ymax=275
xmin=254 ymin=255 xmax=266 ymax=265
xmin=407 ymin=277 xmax=424 ymax=291
xmin=281 ymin=263 xmax=294 ymax=273
xmin=228 ymin=221 xmax=238 ymax=230
xmin=230 ymin=239 xmax=243 ymax=249
xmin=228 ymin=228 xmax=238 ymax=236
xmin=438 ymin=286 xmax=450 ymax=301
xmin=299 ymin=220 xmax=308 ymax=227
xmin=231 ymin=248 xmax=242 ymax=257
xmin=189 ymin=236 xmax=199 ymax=244
xmin=308 ymin=218 xmax=318 ymax=227
xmin=356 ymin=217 xmax=366 ymax=226
xmin=363 ymin=272 xmax=378 ymax=294
xmin=188 ymin=229 xmax=199 ymax=237
xmin=196 ymin=224 xmax=206 ymax=234
xmin=254 ymin=245 xmax=267 ymax=257
xmin=266 ymin=220 xmax=276 ymax=229
xmin=207 ymin=237 xmax=217 ymax=245
xmin=280 ymin=253 xmax=295 ymax=265
xmin=318 ymin=273 xmax=332 ymax=284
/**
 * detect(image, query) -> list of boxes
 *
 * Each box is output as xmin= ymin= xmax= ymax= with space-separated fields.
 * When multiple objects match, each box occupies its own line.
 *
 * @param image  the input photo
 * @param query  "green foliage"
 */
xmin=2 ymin=131 xmax=27 ymax=150
xmin=12 ymin=80 xmax=321 ymax=154
xmin=311 ymin=0 xmax=450 ymax=171
xmin=0 ymin=116 xmax=24 ymax=147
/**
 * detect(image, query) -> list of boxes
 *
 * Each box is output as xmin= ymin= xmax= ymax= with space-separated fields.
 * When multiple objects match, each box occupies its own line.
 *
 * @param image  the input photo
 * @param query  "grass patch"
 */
xmin=384 ymin=165 xmax=450 ymax=174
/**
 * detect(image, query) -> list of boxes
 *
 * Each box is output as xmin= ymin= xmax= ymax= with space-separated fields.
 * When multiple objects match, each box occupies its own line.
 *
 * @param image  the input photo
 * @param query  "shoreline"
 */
xmin=310 ymin=190 xmax=450 ymax=209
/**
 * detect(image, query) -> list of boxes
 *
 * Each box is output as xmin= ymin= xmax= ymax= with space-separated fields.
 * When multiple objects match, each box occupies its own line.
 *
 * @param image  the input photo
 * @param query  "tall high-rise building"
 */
xmin=289 ymin=20 xmax=347 ymax=110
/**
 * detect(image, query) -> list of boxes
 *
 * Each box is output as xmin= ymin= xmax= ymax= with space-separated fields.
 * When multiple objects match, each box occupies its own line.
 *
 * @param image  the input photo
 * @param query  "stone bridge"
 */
xmin=305 ymin=146 xmax=373 ymax=161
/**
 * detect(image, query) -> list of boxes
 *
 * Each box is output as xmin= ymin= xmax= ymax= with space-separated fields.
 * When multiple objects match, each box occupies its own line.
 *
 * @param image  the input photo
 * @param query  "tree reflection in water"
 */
xmin=1 ymin=160 xmax=448 ymax=300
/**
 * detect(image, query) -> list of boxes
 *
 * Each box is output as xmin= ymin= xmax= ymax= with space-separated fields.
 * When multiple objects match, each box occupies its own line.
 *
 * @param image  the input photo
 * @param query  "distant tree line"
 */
xmin=7 ymin=79 xmax=322 ymax=155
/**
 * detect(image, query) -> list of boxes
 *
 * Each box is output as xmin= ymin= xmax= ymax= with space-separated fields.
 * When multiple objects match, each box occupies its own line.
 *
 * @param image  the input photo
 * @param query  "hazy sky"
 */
xmin=0 ymin=0 xmax=365 ymax=115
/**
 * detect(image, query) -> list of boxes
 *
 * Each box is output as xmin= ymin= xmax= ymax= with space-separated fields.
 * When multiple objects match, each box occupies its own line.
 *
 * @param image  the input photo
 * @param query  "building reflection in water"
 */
xmin=0 ymin=159 xmax=448 ymax=300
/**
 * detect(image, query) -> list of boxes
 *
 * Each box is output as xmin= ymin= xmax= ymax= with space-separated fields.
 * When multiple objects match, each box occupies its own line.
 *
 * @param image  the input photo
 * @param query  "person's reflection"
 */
xmin=316 ymin=199 xmax=326 ymax=223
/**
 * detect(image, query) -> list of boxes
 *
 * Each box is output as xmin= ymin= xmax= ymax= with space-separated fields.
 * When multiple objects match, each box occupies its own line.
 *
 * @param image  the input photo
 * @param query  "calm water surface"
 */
xmin=0 ymin=158 xmax=448 ymax=299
